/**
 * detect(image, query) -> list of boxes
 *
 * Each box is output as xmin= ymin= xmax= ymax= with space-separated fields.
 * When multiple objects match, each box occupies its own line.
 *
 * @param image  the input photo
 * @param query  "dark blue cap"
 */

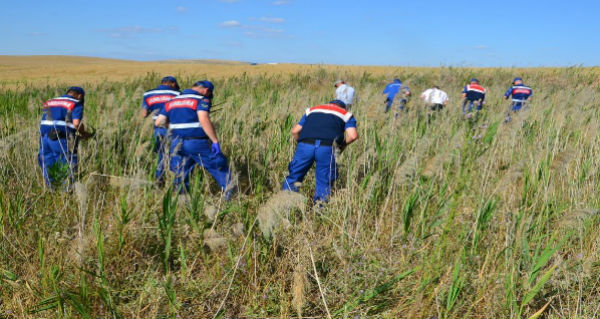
xmin=161 ymin=76 xmax=180 ymax=90
xmin=161 ymin=76 xmax=178 ymax=83
xmin=394 ymin=78 xmax=402 ymax=83
xmin=470 ymin=78 xmax=479 ymax=83
xmin=329 ymin=99 xmax=347 ymax=109
xmin=513 ymin=77 xmax=523 ymax=83
xmin=67 ymin=86 xmax=85 ymax=96
xmin=194 ymin=80 xmax=214 ymax=91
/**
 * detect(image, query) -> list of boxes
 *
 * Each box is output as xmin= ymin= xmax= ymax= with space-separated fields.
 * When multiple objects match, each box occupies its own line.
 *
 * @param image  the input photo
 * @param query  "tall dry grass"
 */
xmin=1 ymin=64 xmax=600 ymax=318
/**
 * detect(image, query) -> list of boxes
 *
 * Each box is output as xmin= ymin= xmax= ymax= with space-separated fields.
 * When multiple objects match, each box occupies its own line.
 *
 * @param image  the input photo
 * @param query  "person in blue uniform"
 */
xmin=282 ymin=100 xmax=359 ymax=203
xmin=382 ymin=79 xmax=411 ymax=115
xmin=38 ymin=86 xmax=91 ymax=188
xmin=461 ymin=78 xmax=486 ymax=115
xmin=154 ymin=80 xmax=233 ymax=198
xmin=504 ymin=77 xmax=533 ymax=111
xmin=141 ymin=76 xmax=180 ymax=182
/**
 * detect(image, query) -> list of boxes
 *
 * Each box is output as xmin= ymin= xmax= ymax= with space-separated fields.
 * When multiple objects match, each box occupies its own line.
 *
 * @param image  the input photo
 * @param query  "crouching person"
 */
xmin=39 ymin=86 xmax=92 ymax=189
xmin=282 ymin=100 xmax=358 ymax=203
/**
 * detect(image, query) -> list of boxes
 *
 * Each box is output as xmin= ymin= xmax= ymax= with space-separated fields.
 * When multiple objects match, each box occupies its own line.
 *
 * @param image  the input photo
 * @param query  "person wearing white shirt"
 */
xmin=335 ymin=80 xmax=355 ymax=109
xmin=420 ymin=86 xmax=448 ymax=111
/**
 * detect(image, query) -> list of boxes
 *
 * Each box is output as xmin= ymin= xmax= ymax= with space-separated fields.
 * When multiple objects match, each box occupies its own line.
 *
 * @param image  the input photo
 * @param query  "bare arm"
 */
xmin=154 ymin=114 xmax=168 ymax=128
xmin=198 ymin=111 xmax=219 ymax=143
xmin=345 ymin=127 xmax=358 ymax=145
xmin=291 ymin=124 xmax=303 ymax=141
xmin=72 ymin=119 xmax=81 ymax=130
xmin=140 ymin=108 xmax=149 ymax=118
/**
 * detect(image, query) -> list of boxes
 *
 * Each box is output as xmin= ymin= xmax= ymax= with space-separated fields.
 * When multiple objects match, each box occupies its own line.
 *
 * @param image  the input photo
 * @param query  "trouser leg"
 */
xmin=169 ymin=138 xmax=192 ymax=193
xmin=283 ymin=143 xmax=315 ymax=192
xmin=39 ymin=136 xmax=55 ymax=186
xmin=399 ymin=98 xmax=407 ymax=111
xmin=385 ymin=99 xmax=392 ymax=113
xmin=154 ymin=134 xmax=167 ymax=181
xmin=188 ymin=139 xmax=231 ymax=190
xmin=314 ymin=144 xmax=337 ymax=203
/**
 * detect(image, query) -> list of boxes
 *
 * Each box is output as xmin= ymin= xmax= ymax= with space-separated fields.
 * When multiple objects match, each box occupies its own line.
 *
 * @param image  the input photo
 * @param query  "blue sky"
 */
xmin=0 ymin=0 xmax=598 ymax=66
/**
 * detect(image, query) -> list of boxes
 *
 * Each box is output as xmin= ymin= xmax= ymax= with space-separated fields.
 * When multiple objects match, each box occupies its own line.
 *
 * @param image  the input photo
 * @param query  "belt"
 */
xmin=180 ymin=136 xmax=209 ymax=140
xmin=299 ymin=138 xmax=334 ymax=146
xmin=45 ymin=129 xmax=68 ymax=141
xmin=512 ymin=99 xmax=526 ymax=102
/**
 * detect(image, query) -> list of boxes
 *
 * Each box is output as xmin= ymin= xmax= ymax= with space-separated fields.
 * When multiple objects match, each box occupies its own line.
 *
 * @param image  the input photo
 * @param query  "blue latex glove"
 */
xmin=211 ymin=142 xmax=221 ymax=154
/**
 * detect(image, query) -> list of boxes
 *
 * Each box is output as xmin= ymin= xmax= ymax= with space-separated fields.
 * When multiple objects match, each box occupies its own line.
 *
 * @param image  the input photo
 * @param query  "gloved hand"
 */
xmin=211 ymin=142 xmax=221 ymax=154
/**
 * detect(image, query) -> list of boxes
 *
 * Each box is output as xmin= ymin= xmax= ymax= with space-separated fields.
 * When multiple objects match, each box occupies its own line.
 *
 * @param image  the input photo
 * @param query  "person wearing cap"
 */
xmin=141 ymin=76 xmax=181 ymax=183
xmin=504 ymin=77 xmax=533 ymax=111
xmin=382 ymin=78 xmax=411 ymax=116
xmin=334 ymin=80 xmax=355 ymax=109
xmin=154 ymin=80 xmax=233 ymax=198
xmin=282 ymin=100 xmax=358 ymax=203
xmin=461 ymin=78 xmax=486 ymax=115
xmin=38 ymin=86 xmax=92 ymax=188
xmin=420 ymin=85 xmax=449 ymax=111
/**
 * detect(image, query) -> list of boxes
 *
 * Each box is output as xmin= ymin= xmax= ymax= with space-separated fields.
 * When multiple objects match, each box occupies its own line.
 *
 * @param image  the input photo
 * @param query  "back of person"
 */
xmin=283 ymin=100 xmax=358 ymax=203
xmin=162 ymin=90 xmax=210 ymax=138
xmin=505 ymin=77 xmax=532 ymax=111
xmin=422 ymin=87 xmax=448 ymax=105
xmin=383 ymin=80 xmax=403 ymax=100
xmin=143 ymin=85 xmax=180 ymax=124
xmin=38 ymin=87 xmax=86 ymax=188
xmin=462 ymin=79 xmax=486 ymax=114
xmin=383 ymin=79 xmax=410 ymax=113
xmin=463 ymin=83 xmax=486 ymax=102
xmin=40 ymin=95 xmax=82 ymax=136
xmin=298 ymin=103 xmax=352 ymax=145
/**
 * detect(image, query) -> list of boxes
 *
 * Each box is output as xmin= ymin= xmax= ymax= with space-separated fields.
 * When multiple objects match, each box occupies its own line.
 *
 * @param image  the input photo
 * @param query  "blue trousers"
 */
xmin=282 ymin=141 xmax=338 ymax=202
xmin=169 ymin=137 xmax=231 ymax=193
xmin=462 ymin=100 xmax=482 ymax=114
xmin=38 ymin=135 xmax=78 ymax=187
xmin=511 ymin=102 xmax=524 ymax=111
xmin=385 ymin=98 xmax=407 ymax=113
xmin=153 ymin=128 xmax=167 ymax=181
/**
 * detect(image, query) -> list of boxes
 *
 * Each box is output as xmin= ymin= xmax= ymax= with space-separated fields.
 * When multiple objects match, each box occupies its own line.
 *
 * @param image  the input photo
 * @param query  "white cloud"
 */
xmin=272 ymin=0 xmax=290 ymax=5
xmin=220 ymin=20 xmax=242 ymax=27
xmin=176 ymin=6 xmax=188 ymax=13
xmin=259 ymin=17 xmax=285 ymax=23
xmin=474 ymin=44 xmax=489 ymax=49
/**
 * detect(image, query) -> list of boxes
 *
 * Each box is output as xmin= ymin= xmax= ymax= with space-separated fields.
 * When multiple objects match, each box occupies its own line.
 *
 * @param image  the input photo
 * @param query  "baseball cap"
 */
xmin=470 ymin=78 xmax=479 ymax=83
xmin=194 ymin=80 xmax=214 ymax=92
xmin=329 ymin=99 xmax=347 ymax=109
xmin=67 ymin=86 xmax=85 ymax=96
xmin=513 ymin=77 xmax=523 ymax=83
xmin=334 ymin=80 xmax=343 ymax=87
xmin=161 ymin=76 xmax=180 ymax=90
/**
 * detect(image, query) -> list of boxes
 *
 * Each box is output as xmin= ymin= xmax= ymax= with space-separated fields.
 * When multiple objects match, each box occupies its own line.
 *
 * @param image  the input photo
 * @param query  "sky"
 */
xmin=0 ymin=0 xmax=598 ymax=66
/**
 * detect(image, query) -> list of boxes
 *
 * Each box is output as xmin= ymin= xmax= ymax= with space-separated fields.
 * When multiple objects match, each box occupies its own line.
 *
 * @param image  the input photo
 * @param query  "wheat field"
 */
xmin=1 ymin=57 xmax=600 ymax=318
